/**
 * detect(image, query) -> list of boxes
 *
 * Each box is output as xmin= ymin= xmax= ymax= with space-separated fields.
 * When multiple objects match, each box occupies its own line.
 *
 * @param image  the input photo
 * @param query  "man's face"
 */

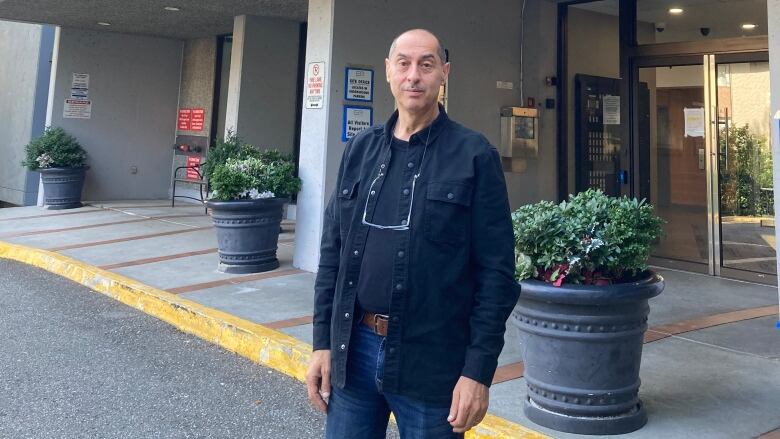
xmin=385 ymin=31 xmax=450 ymax=115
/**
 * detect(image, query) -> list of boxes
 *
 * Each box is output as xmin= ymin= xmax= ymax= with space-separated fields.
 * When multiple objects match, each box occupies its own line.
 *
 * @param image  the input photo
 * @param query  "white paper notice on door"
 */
xmin=684 ymin=107 xmax=705 ymax=137
xmin=603 ymin=95 xmax=620 ymax=125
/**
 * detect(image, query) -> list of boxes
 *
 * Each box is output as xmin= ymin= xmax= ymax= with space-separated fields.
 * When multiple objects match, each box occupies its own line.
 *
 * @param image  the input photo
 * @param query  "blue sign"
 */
xmin=342 ymin=105 xmax=373 ymax=142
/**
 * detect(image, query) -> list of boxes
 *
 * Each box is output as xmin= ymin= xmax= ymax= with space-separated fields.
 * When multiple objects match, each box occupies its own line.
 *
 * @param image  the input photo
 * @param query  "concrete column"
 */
xmin=767 ymin=0 xmax=780 ymax=323
xmin=292 ymin=0 xmax=337 ymax=272
xmin=39 ymin=25 xmax=62 ymax=207
xmin=223 ymin=15 xmax=300 ymax=155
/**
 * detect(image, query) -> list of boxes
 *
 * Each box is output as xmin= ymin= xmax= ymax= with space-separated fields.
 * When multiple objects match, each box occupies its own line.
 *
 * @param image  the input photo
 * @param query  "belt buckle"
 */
xmin=373 ymin=313 xmax=389 ymax=336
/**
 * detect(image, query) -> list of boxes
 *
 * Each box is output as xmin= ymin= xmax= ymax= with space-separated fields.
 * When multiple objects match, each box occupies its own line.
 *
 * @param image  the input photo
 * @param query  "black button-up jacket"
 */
xmin=313 ymin=108 xmax=518 ymax=404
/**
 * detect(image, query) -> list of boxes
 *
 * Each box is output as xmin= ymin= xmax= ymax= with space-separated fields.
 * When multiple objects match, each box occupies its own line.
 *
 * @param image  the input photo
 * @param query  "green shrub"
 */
xmin=513 ymin=189 xmax=664 ymax=286
xmin=209 ymin=154 xmax=302 ymax=201
xmin=22 ymin=127 xmax=87 ymax=170
xmin=202 ymin=131 xmax=261 ymax=181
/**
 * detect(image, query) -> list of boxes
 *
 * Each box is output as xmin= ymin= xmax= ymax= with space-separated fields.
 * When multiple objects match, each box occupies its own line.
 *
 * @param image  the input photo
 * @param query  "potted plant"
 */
xmin=22 ymin=127 xmax=89 ymax=210
xmin=204 ymin=135 xmax=301 ymax=274
xmin=512 ymin=189 xmax=664 ymax=435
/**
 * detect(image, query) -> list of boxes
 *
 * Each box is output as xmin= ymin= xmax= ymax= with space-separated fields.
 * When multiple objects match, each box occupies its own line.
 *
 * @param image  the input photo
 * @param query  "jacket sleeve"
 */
xmin=312 ymin=139 xmax=354 ymax=351
xmin=460 ymin=144 xmax=519 ymax=386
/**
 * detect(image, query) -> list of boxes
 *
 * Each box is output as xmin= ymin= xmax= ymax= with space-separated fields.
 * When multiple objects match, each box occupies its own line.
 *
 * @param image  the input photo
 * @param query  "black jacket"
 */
xmin=313 ymin=107 xmax=518 ymax=404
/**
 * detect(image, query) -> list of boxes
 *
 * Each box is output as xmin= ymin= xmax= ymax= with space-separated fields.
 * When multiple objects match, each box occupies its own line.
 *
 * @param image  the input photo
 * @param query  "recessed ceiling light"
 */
xmin=164 ymin=6 xmax=180 ymax=11
xmin=741 ymin=23 xmax=757 ymax=30
xmin=668 ymin=7 xmax=684 ymax=15
xmin=97 ymin=21 xmax=111 ymax=26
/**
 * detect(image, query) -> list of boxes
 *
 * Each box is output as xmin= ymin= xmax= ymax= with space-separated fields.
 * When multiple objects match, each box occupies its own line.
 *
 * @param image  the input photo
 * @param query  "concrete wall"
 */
xmin=325 ymin=0 xmax=557 ymax=209
xmin=48 ymin=27 xmax=183 ymax=201
xmin=226 ymin=15 xmax=300 ymax=155
xmin=177 ymin=37 xmax=217 ymax=141
xmin=0 ymin=21 xmax=54 ymax=206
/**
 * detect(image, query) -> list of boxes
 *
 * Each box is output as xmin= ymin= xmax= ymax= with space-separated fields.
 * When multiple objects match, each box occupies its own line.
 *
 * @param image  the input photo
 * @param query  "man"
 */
xmin=306 ymin=29 xmax=518 ymax=438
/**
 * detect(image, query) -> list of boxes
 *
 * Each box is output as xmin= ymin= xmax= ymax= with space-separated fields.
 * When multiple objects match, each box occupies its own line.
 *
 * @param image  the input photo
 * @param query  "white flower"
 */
xmin=247 ymin=189 xmax=275 ymax=199
xmin=36 ymin=153 xmax=53 ymax=168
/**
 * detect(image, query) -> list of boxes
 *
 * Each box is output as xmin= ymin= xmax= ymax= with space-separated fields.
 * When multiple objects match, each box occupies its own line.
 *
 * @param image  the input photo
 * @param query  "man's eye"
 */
xmin=422 ymin=63 xmax=433 ymax=69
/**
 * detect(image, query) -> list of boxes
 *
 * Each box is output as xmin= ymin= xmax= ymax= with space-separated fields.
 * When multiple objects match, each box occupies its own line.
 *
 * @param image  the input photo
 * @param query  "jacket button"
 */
xmin=342 ymin=189 xmax=349 ymax=195
xmin=401 ymin=220 xmax=407 ymax=226
xmin=381 ymin=164 xmax=386 ymax=169
xmin=392 ymin=316 xmax=399 ymax=323
xmin=407 ymin=162 xmax=414 ymax=168
xmin=395 ymin=283 xmax=403 ymax=291
xmin=353 ymin=250 xmax=360 ymax=256
xmin=397 ymin=251 xmax=404 ymax=258
xmin=344 ymin=313 xmax=350 ymax=319
xmin=348 ymin=281 xmax=353 ymax=286
xmin=389 ymin=347 xmax=395 ymax=354
xmin=447 ymin=193 xmax=454 ymax=199
xmin=340 ymin=344 xmax=346 ymax=350
xmin=403 ymin=188 xmax=410 ymax=196
xmin=370 ymin=190 xmax=376 ymax=196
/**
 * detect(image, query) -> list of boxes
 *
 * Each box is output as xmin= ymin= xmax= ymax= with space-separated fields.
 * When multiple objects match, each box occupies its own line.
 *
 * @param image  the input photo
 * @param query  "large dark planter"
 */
xmin=39 ymin=166 xmax=88 ymax=210
xmin=513 ymin=272 xmax=664 ymax=435
xmin=206 ymin=198 xmax=287 ymax=274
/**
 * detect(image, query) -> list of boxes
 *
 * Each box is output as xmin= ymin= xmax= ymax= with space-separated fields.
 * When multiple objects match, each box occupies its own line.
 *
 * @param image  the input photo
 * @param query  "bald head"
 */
xmin=388 ymin=29 xmax=446 ymax=64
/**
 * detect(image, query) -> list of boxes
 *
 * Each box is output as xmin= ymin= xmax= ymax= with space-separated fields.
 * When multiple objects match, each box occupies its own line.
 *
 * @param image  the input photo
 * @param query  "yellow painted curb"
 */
xmin=0 ymin=240 xmax=549 ymax=439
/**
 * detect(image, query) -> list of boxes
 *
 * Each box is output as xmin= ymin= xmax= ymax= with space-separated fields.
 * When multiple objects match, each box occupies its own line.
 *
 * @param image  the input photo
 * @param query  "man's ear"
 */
xmin=442 ymin=62 xmax=451 ymax=81
xmin=385 ymin=58 xmax=391 ymax=83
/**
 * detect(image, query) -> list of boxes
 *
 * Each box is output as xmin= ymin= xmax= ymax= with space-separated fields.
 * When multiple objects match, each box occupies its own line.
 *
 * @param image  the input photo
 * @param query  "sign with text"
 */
xmin=186 ymin=155 xmax=202 ymax=180
xmin=190 ymin=108 xmax=205 ymax=131
xmin=177 ymin=108 xmax=192 ymax=130
xmin=344 ymin=67 xmax=373 ymax=102
xmin=70 ymin=73 xmax=89 ymax=99
xmin=342 ymin=105 xmax=373 ymax=141
xmin=63 ymin=99 xmax=91 ymax=119
xmin=305 ymin=62 xmax=326 ymax=109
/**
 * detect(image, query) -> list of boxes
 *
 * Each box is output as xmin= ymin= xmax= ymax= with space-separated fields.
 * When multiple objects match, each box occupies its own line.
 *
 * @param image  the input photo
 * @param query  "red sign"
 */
xmin=186 ymin=155 xmax=202 ymax=180
xmin=177 ymin=108 xmax=192 ymax=130
xmin=191 ymin=108 xmax=205 ymax=131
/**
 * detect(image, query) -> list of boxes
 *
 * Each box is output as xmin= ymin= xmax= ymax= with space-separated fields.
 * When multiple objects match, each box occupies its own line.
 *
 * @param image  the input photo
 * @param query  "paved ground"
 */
xmin=0 ymin=259 xmax=330 ymax=439
xmin=1 ymin=200 xmax=779 ymax=438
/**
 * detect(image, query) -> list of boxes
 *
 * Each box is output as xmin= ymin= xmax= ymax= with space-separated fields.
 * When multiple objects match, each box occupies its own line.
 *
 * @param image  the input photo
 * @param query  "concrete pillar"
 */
xmin=223 ymin=15 xmax=300 ymax=155
xmin=767 ymin=0 xmax=780 ymax=323
xmin=292 ymin=0 xmax=337 ymax=272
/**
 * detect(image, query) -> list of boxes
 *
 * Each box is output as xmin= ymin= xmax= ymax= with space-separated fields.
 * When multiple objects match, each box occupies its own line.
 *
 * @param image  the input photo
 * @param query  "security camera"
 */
xmin=656 ymin=22 xmax=666 ymax=32
xmin=700 ymin=27 xmax=711 ymax=36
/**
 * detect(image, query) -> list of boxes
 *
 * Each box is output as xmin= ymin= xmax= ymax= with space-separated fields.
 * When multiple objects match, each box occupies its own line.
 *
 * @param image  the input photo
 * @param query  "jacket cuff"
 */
xmin=461 ymin=350 xmax=498 ymax=387
xmin=312 ymin=323 xmax=331 ymax=351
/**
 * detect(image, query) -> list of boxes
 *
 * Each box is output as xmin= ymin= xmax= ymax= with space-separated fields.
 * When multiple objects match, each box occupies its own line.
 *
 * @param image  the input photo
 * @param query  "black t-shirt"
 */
xmin=356 ymin=135 xmax=423 ymax=314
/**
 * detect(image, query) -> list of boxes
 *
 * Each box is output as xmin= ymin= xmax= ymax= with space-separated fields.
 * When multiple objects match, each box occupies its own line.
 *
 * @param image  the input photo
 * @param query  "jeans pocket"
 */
xmin=375 ymin=338 xmax=386 ymax=391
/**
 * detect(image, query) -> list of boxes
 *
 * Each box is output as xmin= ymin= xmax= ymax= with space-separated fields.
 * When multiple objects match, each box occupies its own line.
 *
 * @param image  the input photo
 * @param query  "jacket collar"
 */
xmin=382 ymin=103 xmax=449 ymax=146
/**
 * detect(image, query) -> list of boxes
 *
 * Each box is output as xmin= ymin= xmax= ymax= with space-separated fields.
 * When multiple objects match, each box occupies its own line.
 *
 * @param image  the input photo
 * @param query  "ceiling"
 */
xmin=0 ymin=0 xmax=308 ymax=40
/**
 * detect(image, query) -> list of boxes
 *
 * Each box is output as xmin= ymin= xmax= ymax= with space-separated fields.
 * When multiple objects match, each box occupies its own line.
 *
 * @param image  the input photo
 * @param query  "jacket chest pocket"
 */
xmin=424 ymin=181 xmax=472 ymax=245
xmin=338 ymin=180 xmax=360 ymax=239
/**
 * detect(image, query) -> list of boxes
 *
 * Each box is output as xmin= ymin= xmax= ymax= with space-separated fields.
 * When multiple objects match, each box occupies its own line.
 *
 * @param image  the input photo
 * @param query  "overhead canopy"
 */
xmin=0 ymin=0 xmax=307 ymax=39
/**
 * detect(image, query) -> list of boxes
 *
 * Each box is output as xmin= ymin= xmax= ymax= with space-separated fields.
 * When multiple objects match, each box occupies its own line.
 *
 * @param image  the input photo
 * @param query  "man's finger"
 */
xmin=321 ymin=367 xmax=332 ymax=399
xmin=451 ymin=398 xmax=471 ymax=431
xmin=306 ymin=374 xmax=327 ymax=413
xmin=448 ymin=388 xmax=461 ymax=423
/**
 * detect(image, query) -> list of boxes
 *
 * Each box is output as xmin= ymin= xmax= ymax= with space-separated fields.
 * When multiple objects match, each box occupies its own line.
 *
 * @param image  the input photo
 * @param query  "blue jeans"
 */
xmin=325 ymin=320 xmax=463 ymax=439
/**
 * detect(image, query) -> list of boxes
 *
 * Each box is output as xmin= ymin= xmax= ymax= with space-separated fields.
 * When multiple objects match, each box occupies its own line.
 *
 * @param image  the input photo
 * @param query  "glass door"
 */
xmin=638 ymin=53 xmax=774 ymax=284
xmin=712 ymin=55 xmax=775 ymax=282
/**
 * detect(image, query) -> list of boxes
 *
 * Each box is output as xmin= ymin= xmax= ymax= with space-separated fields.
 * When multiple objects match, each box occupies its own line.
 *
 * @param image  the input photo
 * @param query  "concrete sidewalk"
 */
xmin=1 ymin=200 xmax=779 ymax=439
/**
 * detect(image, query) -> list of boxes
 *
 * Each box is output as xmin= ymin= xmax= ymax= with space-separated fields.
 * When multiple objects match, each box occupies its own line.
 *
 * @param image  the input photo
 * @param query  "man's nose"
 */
xmin=406 ymin=64 xmax=421 ymax=82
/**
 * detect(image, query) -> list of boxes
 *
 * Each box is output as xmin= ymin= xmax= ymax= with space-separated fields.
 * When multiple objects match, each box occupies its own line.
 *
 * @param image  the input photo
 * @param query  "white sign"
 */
xmin=71 ymin=73 xmax=89 ymax=99
xmin=342 ymin=106 xmax=372 ymax=141
xmin=603 ymin=95 xmax=620 ymax=125
xmin=63 ymin=98 xmax=92 ymax=119
xmin=305 ymin=62 xmax=326 ymax=109
xmin=684 ymin=107 xmax=705 ymax=138
xmin=345 ymin=68 xmax=373 ymax=101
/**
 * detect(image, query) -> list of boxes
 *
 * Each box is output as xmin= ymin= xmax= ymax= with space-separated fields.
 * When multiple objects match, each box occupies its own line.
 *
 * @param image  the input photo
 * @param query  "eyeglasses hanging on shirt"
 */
xmin=361 ymin=125 xmax=432 ymax=231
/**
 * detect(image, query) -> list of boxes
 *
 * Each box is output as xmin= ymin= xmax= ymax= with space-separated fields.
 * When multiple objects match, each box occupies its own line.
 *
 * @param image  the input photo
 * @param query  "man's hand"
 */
xmin=306 ymin=349 xmax=332 ymax=413
xmin=448 ymin=376 xmax=489 ymax=433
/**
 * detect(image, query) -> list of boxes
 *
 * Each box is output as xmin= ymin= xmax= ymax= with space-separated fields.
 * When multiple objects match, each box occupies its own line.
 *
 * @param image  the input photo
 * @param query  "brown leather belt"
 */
xmin=362 ymin=312 xmax=390 ymax=337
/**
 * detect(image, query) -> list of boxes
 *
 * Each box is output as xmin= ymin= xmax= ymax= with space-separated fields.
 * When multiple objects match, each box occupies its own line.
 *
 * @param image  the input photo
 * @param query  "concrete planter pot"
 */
xmin=205 ymin=197 xmax=287 ymax=274
xmin=514 ymin=272 xmax=664 ymax=435
xmin=39 ymin=166 xmax=89 ymax=210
